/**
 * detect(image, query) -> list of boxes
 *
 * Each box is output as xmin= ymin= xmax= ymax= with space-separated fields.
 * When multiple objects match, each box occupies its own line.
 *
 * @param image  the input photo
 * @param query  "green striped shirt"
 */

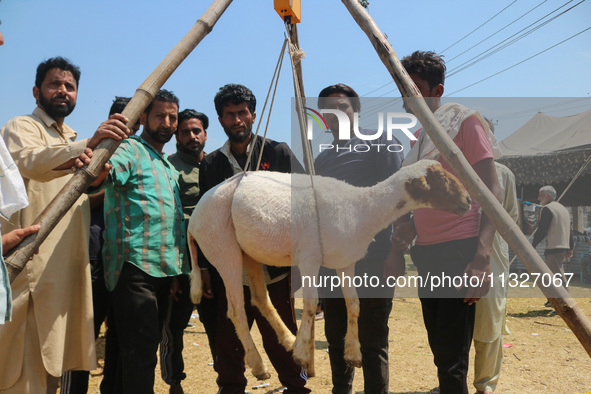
xmin=101 ymin=136 xmax=188 ymax=291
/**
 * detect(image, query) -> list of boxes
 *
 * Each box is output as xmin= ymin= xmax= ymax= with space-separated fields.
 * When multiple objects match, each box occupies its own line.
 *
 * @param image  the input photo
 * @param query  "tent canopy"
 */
xmin=497 ymin=108 xmax=591 ymax=206
xmin=499 ymin=108 xmax=591 ymax=156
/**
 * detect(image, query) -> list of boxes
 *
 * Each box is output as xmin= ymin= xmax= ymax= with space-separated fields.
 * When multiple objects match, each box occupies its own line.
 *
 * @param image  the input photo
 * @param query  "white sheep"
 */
xmin=187 ymin=159 xmax=471 ymax=381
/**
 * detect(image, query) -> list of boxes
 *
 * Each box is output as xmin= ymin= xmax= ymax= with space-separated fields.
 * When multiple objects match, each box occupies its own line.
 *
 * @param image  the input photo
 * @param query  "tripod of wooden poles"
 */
xmin=5 ymin=0 xmax=590 ymax=366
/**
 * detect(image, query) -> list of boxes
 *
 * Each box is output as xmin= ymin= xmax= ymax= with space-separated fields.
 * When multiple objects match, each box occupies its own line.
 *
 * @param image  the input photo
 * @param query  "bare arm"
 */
xmin=463 ymin=158 xmax=502 ymax=304
xmin=384 ymin=213 xmax=416 ymax=279
xmin=54 ymin=113 xmax=131 ymax=172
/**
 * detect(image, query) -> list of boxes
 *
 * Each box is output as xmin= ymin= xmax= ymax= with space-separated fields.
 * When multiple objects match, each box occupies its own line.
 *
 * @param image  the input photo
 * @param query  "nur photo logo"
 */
xmin=304 ymin=106 xmax=418 ymax=153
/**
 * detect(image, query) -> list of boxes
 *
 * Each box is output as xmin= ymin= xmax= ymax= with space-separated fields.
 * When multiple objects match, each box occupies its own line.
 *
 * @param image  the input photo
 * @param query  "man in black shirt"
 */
xmin=198 ymin=84 xmax=309 ymax=394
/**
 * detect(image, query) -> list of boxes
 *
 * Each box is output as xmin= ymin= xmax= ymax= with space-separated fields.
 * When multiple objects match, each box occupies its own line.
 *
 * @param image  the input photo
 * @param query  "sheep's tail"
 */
xmin=188 ymin=233 xmax=202 ymax=304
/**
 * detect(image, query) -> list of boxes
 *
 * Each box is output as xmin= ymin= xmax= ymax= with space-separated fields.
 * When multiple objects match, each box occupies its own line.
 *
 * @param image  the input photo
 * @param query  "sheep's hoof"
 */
xmin=292 ymin=350 xmax=310 ymax=370
xmin=345 ymin=356 xmax=362 ymax=368
xmin=291 ymin=338 xmax=310 ymax=369
xmin=292 ymin=355 xmax=309 ymax=370
xmin=252 ymin=368 xmax=271 ymax=381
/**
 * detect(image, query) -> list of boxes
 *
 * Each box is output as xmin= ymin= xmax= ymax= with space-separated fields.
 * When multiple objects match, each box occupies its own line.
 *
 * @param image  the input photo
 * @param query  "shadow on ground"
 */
xmin=508 ymin=308 xmax=557 ymax=318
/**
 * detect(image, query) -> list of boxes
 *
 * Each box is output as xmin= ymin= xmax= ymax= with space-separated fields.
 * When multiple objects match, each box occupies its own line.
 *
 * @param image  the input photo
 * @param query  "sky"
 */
xmin=1 ymin=0 xmax=590 ymax=157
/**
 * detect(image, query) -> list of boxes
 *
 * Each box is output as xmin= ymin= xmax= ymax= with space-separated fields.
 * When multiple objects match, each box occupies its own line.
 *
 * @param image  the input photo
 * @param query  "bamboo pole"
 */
xmin=5 ymin=0 xmax=234 ymax=282
xmin=341 ymin=0 xmax=591 ymax=357
xmin=286 ymin=23 xmax=315 ymax=176
xmin=284 ymin=21 xmax=317 ymax=376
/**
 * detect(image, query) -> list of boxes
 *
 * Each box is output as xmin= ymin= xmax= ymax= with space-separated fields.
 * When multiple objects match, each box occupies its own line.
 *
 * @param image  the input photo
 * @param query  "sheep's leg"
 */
xmin=291 ymin=261 xmax=320 ymax=371
xmin=211 ymin=230 xmax=270 ymax=381
xmin=221 ymin=263 xmax=271 ymax=381
xmin=243 ymin=254 xmax=296 ymax=351
xmin=187 ymin=234 xmax=202 ymax=304
xmin=337 ymin=264 xmax=362 ymax=368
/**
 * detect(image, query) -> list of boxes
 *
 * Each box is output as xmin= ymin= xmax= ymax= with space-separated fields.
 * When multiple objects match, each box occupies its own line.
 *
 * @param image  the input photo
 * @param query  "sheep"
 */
xmin=187 ymin=159 xmax=471 ymax=381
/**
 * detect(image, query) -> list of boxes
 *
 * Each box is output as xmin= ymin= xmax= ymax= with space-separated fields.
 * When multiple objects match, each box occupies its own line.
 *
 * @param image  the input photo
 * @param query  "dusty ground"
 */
xmin=88 ymin=278 xmax=591 ymax=393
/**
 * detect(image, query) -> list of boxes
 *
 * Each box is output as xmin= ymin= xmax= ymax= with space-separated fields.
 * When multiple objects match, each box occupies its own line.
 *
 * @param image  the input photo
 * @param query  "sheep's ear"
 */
xmin=425 ymin=165 xmax=449 ymax=186
xmin=405 ymin=176 xmax=431 ymax=202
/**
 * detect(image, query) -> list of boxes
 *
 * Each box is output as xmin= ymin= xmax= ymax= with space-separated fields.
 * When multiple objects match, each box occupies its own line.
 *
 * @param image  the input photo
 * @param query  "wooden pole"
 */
xmin=286 ymin=23 xmax=315 ymax=176
xmin=5 ymin=0 xmax=234 ymax=282
xmin=341 ymin=0 xmax=591 ymax=357
xmin=284 ymin=21 xmax=317 ymax=376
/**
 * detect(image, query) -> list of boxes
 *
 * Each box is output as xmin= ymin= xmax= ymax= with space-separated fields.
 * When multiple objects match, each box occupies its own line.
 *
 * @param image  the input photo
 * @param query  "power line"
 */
xmin=500 ymin=102 xmax=591 ymax=121
xmin=360 ymin=1 xmax=568 ymax=98
xmin=360 ymin=2 xmax=522 ymax=97
xmin=360 ymin=1 xmax=523 ymax=97
xmin=496 ymin=98 xmax=582 ymax=119
xmin=360 ymin=1 xmax=587 ymax=105
xmin=447 ymin=0 xmax=582 ymax=78
xmin=361 ymin=80 xmax=398 ymax=97
xmin=446 ymin=26 xmax=591 ymax=96
xmin=440 ymin=0 xmax=520 ymax=54
xmin=446 ymin=0 xmax=548 ymax=63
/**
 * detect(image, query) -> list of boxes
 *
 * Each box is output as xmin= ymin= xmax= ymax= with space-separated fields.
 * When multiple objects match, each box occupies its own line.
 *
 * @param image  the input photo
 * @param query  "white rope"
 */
xmin=289 ymin=43 xmax=306 ymax=64
xmin=284 ymin=24 xmax=315 ymax=175
xmin=256 ymin=45 xmax=286 ymax=171
xmin=284 ymin=21 xmax=327 ymax=274
xmin=243 ymin=38 xmax=288 ymax=173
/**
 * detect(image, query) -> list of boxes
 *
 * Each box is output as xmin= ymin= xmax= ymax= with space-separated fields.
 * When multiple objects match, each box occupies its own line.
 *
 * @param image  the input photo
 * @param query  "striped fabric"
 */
xmin=101 ymin=136 xmax=188 ymax=291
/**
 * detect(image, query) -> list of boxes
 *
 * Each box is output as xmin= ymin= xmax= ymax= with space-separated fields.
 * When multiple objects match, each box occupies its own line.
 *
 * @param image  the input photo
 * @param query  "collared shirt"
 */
xmin=100 ymin=135 xmax=188 ymax=291
xmin=0 ymin=106 xmax=96 ymax=375
xmin=412 ymin=116 xmax=494 ymax=245
xmin=1 ymin=107 xmax=87 ymax=182
xmin=168 ymin=147 xmax=203 ymax=223
xmin=314 ymin=129 xmax=403 ymax=276
xmin=199 ymin=135 xmax=303 ymax=284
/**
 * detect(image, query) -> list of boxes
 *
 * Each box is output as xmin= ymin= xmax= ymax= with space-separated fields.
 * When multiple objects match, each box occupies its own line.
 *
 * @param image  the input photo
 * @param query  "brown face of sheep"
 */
xmin=405 ymin=164 xmax=472 ymax=216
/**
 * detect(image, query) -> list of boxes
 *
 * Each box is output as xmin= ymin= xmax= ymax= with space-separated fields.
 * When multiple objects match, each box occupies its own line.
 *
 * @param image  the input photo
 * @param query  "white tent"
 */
xmin=497 ymin=108 xmax=591 ymax=207
xmin=499 ymin=108 xmax=591 ymax=156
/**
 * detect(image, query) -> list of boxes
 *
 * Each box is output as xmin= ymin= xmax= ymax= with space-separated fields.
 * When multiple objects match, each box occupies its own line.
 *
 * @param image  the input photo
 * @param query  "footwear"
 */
xmin=169 ymin=383 xmax=184 ymax=394
xmin=549 ymin=310 xmax=558 ymax=316
xmin=315 ymin=312 xmax=324 ymax=321
xmin=430 ymin=387 xmax=440 ymax=394
xmin=544 ymin=301 xmax=551 ymax=307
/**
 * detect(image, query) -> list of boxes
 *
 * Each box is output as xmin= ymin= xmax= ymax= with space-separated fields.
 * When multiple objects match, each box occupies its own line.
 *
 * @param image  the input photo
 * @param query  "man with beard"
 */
xmin=160 ymin=109 xmax=209 ymax=394
xmin=61 ymin=97 xmax=140 ymax=394
xmin=198 ymin=84 xmax=309 ymax=393
xmin=0 ymin=57 xmax=130 ymax=393
xmin=89 ymin=89 xmax=189 ymax=393
xmin=394 ymin=51 xmax=502 ymax=394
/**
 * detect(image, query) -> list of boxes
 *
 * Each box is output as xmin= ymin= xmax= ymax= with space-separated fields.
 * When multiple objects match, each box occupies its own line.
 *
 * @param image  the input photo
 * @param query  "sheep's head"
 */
xmin=405 ymin=162 xmax=471 ymax=216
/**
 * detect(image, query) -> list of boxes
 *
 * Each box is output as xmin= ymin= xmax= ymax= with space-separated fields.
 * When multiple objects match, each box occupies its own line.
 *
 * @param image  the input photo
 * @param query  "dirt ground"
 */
xmin=88 ymin=279 xmax=591 ymax=393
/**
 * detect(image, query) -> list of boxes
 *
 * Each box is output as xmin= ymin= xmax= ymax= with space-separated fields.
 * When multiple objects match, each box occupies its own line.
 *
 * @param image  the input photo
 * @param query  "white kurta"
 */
xmin=0 ymin=107 xmax=95 ymax=388
xmin=0 ymin=135 xmax=29 ymax=324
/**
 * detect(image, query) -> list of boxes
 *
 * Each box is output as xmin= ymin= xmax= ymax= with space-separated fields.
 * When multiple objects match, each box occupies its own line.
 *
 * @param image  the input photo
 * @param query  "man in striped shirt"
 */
xmin=91 ymin=89 xmax=188 ymax=393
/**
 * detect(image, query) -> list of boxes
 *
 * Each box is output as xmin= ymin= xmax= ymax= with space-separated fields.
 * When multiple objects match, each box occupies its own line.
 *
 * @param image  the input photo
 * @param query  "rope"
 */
xmin=255 ymin=41 xmax=287 ymax=171
xmin=289 ymin=43 xmax=306 ymax=64
xmin=243 ymin=38 xmax=288 ymax=173
xmin=557 ymin=152 xmax=591 ymax=202
xmin=284 ymin=21 xmax=327 ymax=273
xmin=284 ymin=24 xmax=315 ymax=175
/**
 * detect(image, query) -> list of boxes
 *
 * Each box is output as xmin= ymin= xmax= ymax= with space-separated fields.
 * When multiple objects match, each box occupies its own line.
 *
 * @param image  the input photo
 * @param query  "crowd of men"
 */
xmin=0 ymin=45 xmax=573 ymax=394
